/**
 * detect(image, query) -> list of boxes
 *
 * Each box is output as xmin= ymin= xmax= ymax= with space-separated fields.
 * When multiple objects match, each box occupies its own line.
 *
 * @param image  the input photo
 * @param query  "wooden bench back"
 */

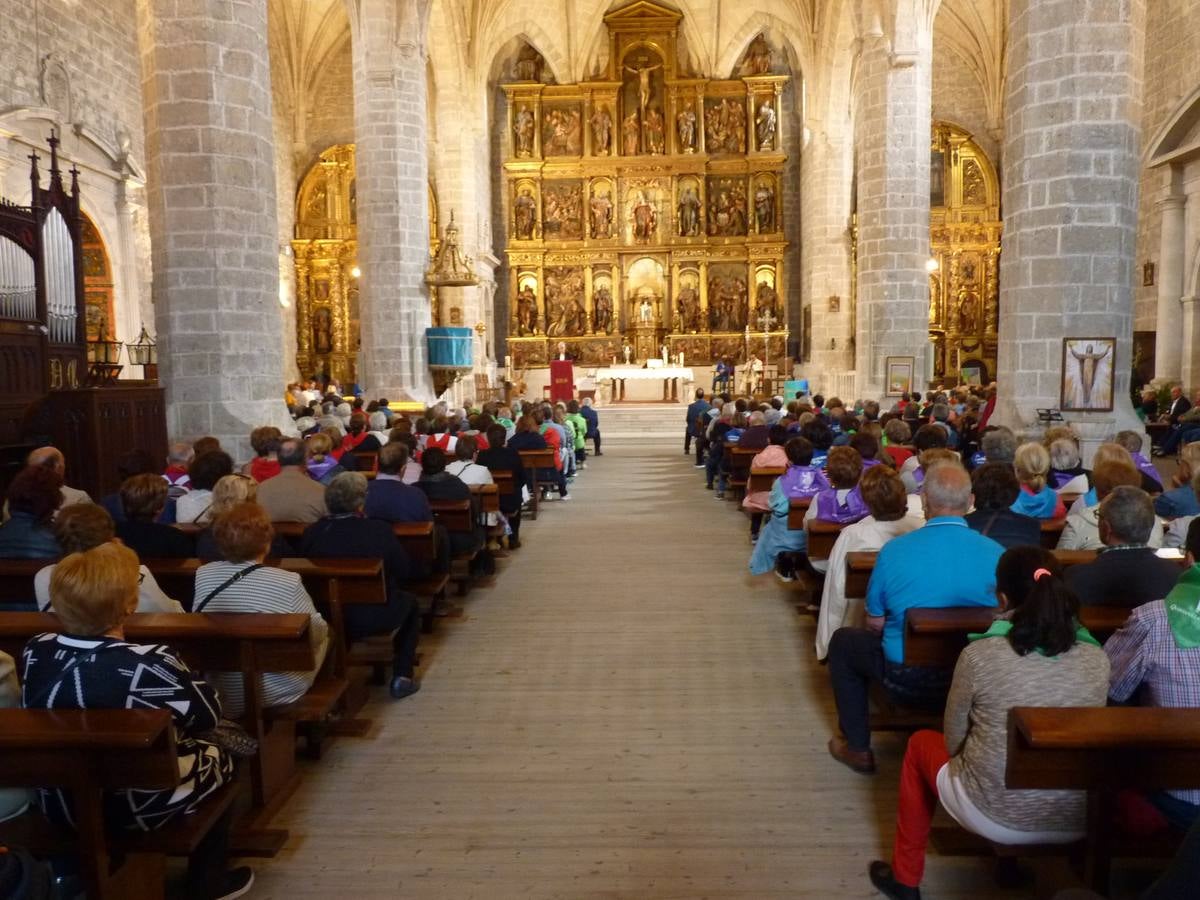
xmin=469 ymin=482 xmax=500 ymax=514
xmin=430 ymin=498 xmax=474 ymax=534
xmin=491 ymin=470 xmax=518 ymax=501
xmin=902 ymin=606 xmax=1130 ymax=668
xmin=747 ymin=467 xmax=784 ymax=495
xmin=517 ymin=449 xmax=556 ymax=469
xmin=726 ymin=447 xmax=757 ymax=486
xmin=785 ymin=496 xmax=812 ymax=530
xmin=1006 ymin=707 xmax=1200 ymax=792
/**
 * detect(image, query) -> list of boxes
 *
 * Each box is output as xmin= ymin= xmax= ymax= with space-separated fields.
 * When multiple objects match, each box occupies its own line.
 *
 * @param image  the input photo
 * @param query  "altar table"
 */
xmin=595 ymin=366 xmax=694 ymax=402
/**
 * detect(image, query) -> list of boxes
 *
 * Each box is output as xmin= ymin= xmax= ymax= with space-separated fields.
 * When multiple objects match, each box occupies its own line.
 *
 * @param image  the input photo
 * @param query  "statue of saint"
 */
xmin=514 ymin=188 xmax=536 ymax=240
xmin=593 ymin=287 xmax=613 ymax=334
xmin=643 ymin=106 xmax=665 ymax=155
xmin=590 ymin=106 xmax=613 ymax=155
xmin=754 ymin=183 xmax=775 ymax=232
xmin=741 ymin=35 xmax=772 ymax=76
xmin=631 ymin=192 xmax=657 ymax=242
xmin=313 ymin=307 xmax=332 ymax=354
xmin=590 ymin=190 xmax=613 ymax=239
xmin=756 ymin=102 xmax=776 ymax=151
xmin=567 ymin=297 xmax=587 ymax=336
xmin=623 ymin=343 xmax=633 ymax=364
xmin=639 ymin=298 xmax=654 ymax=324
xmin=755 ymin=282 xmax=779 ymax=323
xmin=515 ymin=46 xmax=543 ymax=82
xmin=622 ymin=111 xmax=640 ymax=155
xmin=514 ymin=106 xmax=535 ymax=156
xmin=623 ymin=61 xmax=663 ymax=121
xmin=677 ymin=285 xmax=700 ymax=332
xmin=676 ymin=103 xmax=696 ymax=152
xmin=677 ymin=187 xmax=701 ymax=237
xmin=516 ymin=286 xmax=538 ymax=335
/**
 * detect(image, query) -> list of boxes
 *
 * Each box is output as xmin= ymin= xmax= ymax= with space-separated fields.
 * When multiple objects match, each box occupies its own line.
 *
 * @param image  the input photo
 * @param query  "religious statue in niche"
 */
xmin=704 ymin=99 xmax=746 ymax=154
xmin=929 ymin=275 xmax=941 ymax=325
xmin=305 ymin=180 xmax=327 ymax=222
xmin=313 ymin=307 xmax=333 ymax=354
xmin=708 ymin=181 xmax=748 ymax=236
xmin=624 ymin=60 xmax=663 ymax=123
xmin=755 ymin=102 xmax=777 ymax=151
xmin=708 ymin=273 xmax=748 ymax=331
xmin=638 ymin=297 xmax=655 ymax=324
xmin=514 ymin=45 xmax=544 ymax=82
xmin=677 ymin=283 xmax=701 ymax=332
xmin=630 ymin=191 xmax=658 ymax=243
xmin=740 ymin=34 xmax=773 ymax=76
xmin=643 ymin=106 xmax=666 ymax=155
xmin=677 ymin=186 xmax=701 ymax=237
xmin=754 ymin=181 xmax=775 ymax=232
xmin=514 ymin=106 xmax=535 ymax=156
xmin=956 ymin=290 xmax=980 ymax=334
xmin=543 ymin=108 xmax=582 ymax=155
xmin=542 ymin=183 xmax=583 ymax=240
xmin=516 ymin=285 xmax=539 ymax=335
xmin=755 ymin=281 xmax=780 ymax=324
xmin=676 ymin=102 xmax=697 ymax=152
xmin=593 ymin=285 xmax=614 ymax=334
xmin=514 ymin=188 xmax=537 ymax=240
xmin=622 ymin=112 xmax=640 ymax=155
xmin=590 ymin=188 xmax=614 ymax=238
xmin=590 ymin=106 xmax=613 ymax=155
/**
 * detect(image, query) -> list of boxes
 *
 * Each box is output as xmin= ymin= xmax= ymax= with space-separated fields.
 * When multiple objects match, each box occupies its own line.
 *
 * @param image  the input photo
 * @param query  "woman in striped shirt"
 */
xmin=193 ymin=503 xmax=328 ymax=717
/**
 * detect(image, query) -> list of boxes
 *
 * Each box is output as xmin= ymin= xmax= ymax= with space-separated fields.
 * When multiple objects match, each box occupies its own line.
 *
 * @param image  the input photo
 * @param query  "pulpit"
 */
xmin=549 ymin=360 xmax=575 ymax=402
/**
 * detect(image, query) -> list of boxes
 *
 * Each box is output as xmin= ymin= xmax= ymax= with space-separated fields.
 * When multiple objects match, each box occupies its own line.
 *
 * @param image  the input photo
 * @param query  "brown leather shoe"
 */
xmin=828 ymin=735 xmax=876 ymax=774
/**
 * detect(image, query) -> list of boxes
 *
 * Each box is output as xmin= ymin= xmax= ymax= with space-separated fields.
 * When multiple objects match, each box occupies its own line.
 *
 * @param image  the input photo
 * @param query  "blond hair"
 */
xmin=1014 ymin=442 xmax=1051 ymax=493
xmin=211 ymin=474 xmax=258 ymax=517
xmin=50 ymin=543 xmax=140 ymax=636
xmin=1091 ymin=442 xmax=1134 ymax=471
xmin=306 ymin=432 xmax=334 ymax=461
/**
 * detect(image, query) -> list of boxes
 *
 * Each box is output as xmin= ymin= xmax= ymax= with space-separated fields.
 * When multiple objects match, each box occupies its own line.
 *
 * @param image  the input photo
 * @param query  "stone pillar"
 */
xmin=1182 ymin=297 xmax=1200 ymax=395
xmin=994 ymin=0 xmax=1145 ymax=454
xmin=350 ymin=0 xmax=434 ymax=400
xmin=137 ymin=0 xmax=291 ymax=460
xmin=800 ymin=124 xmax=854 ymax=383
xmin=1155 ymin=191 xmax=1186 ymax=382
xmin=852 ymin=33 xmax=933 ymax=399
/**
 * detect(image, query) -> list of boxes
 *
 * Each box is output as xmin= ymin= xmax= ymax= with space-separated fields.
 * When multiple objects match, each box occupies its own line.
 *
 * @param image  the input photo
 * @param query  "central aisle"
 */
xmin=254 ymin=437 xmax=1015 ymax=899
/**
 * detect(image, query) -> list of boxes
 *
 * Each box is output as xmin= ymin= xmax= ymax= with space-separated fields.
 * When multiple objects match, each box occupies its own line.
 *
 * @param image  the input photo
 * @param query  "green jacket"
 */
xmin=566 ymin=413 xmax=587 ymax=450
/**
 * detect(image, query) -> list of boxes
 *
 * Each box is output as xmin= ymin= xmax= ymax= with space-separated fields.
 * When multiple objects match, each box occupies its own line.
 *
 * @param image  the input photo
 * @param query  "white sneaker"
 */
xmin=561 ymin=494 xmax=572 ymax=501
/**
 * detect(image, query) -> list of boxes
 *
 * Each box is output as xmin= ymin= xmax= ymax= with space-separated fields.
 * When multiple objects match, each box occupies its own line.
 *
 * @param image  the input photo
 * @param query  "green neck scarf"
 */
xmin=968 ymin=618 xmax=1100 ymax=657
xmin=1164 ymin=565 xmax=1200 ymax=649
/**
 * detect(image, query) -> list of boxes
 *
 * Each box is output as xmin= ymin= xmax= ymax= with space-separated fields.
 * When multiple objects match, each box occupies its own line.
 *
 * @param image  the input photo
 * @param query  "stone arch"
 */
xmin=716 ymin=11 xmax=810 ymax=81
xmin=478 ymin=21 xmax=569 ymax=92
xmin=1145 ymin=82 xmax=1200 ymax=167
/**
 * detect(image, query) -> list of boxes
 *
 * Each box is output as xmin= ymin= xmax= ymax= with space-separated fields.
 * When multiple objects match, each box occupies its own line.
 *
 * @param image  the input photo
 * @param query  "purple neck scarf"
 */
xmin=1131 ymin=452 xmax=1163 ymax=488
xmin=815 ymin=485 xmax=869 ymax=524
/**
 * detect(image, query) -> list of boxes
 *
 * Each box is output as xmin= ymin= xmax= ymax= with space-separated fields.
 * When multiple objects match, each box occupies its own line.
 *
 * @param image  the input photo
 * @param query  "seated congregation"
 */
xmin=0 ymin=389 xmax=600 ymax=898
xmin=686 ymin=384 xmax=1200 ymax=899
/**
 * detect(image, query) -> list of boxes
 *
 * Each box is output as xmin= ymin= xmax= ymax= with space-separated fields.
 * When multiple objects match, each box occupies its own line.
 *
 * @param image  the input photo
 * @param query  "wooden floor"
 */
xmin=252 ymin=437 xmax=1051 ymax=898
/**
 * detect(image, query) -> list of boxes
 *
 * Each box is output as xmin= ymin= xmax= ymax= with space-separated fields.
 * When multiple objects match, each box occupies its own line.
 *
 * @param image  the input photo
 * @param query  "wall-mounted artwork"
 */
xmin=1061 ymin=338 xmax=1115 ymax=412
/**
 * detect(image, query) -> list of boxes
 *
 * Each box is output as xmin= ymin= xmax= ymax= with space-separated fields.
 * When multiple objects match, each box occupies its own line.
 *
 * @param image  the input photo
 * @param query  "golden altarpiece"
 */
xmin=292 ymin=145 xmax=441 ymax=383
xmin=927 ymin=121 xmax=1001 ymax=383
xmin=502 ymin=1 xmax=789 ymax=370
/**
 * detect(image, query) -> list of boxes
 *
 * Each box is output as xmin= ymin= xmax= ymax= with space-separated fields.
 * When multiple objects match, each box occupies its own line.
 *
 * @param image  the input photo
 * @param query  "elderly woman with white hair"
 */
xmin=367 ymin=410 xmax=390 ymax=447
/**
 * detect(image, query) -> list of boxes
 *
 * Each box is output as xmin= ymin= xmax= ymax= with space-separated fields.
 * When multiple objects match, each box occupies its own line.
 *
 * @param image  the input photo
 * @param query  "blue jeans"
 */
xmin=1161 ymin=424 xmax=1200 ymax=455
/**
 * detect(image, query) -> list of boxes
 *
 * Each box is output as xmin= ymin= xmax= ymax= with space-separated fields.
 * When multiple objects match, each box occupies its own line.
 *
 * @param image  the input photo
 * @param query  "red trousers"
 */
xmin=891 ymin=729 xmax=951 ymax=887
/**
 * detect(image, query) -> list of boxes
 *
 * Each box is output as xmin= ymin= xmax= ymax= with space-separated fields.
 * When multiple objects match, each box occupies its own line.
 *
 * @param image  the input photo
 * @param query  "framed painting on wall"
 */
xmin=1060 ymin=337 xmax=1115 ymax=412
xmin=885 ymin=356 xmax=915 ymax=396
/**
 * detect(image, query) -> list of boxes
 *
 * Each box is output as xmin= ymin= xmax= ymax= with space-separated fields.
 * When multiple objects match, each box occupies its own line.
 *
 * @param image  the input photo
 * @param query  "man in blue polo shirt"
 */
xmin=827 ymin=462 xmax=1003 ymax=774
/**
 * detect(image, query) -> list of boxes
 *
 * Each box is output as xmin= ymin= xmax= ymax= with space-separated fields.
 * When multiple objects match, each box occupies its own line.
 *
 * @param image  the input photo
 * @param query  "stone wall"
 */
xmin=304 ymin=38 xmax=355 ymax=170
xmin=1135 ymin=0 xmax=1200 ymax=330
xmin=931 ymin=46 xmax=999 ymax=164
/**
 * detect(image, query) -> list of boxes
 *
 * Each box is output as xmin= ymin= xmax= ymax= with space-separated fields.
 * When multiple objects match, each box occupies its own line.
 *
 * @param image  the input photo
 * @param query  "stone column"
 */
xmin=852 ymin=32 xmax=933 ymax=399
xmin=1155 ymin=190 xmax=1186 ymax=382
xmin=800 ymin=124 xmax=854 ymax=382
xmin=994 ymin=0 xmax=1146 ymax=453
xmin=350 ymin=0 xmax=434 ymax=400
xmin=137 ymin=0 xmax=291 ymax=460
xmin=1182 ymin=297 xmax=1200 ymax=394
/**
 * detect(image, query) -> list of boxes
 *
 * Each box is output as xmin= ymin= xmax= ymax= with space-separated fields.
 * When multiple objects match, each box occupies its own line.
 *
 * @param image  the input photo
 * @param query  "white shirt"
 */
xmin=175 ymin=489 xmax=214 ymax=524
xmin=36 ymin=563 xmax=184 ymax=615
xmin=815 ymin=515 xmax=923 ymax=660
xmin=445 ymin=460 xmax=494 ymax=486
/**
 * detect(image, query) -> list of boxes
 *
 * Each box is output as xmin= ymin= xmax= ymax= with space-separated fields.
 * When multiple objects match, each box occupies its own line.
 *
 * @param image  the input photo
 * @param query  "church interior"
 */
xmin=2 ymin=0 xmax=1200 ymax=897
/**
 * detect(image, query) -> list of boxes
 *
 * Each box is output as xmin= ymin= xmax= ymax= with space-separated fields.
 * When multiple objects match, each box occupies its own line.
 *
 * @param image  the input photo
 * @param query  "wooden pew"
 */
xmin=0 ymin=612 xmax=313 ymax=853
xmin=518 ymin=448 xmax=557 ymax=520
xmin=491 ymin=469 xmax=519 ymax=512
xmin=785 ymin=497 xmax=813 ymax=529
xmin=903 ymin=606 xmax=1133 ymax=668
xmin=748 ymin=466 xmax=785 ymax=496
xmin=389 ymin=520 xmax=451 ymax=632
xmin=725 ymin=446 xmax=758 ymax=497
xmin=430 ymin=498 xmax=482 ymax=595
xmin=1040 ymin=517 xmax=1066 ymax=549
xmin=806 ymin=521 xmax=843 ymax=562
xmin=470 ymin=481 xmax=500 ymax=516
xmin=1006 ymin=707 xmax=1200 ymax=890
xmin=0 ymin=708 xmax=238 ymax=899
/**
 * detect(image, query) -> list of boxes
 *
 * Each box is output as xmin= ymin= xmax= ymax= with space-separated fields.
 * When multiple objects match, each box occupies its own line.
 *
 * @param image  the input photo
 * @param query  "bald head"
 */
xmin=27 ymin=446 xmax=64 ymax=473
xmin=922 ymin=463 xmax=972 ymax=518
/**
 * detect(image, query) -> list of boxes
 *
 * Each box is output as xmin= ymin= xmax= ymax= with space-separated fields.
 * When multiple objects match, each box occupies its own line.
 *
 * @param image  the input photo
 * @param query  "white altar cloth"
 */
xmin=594 ymin=366 xmax=694 ymax=381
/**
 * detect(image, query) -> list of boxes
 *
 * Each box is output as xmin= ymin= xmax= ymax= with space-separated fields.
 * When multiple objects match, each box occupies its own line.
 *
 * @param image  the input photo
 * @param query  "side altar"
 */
xmin=502 ymin=1 xmax=790 ymax=373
